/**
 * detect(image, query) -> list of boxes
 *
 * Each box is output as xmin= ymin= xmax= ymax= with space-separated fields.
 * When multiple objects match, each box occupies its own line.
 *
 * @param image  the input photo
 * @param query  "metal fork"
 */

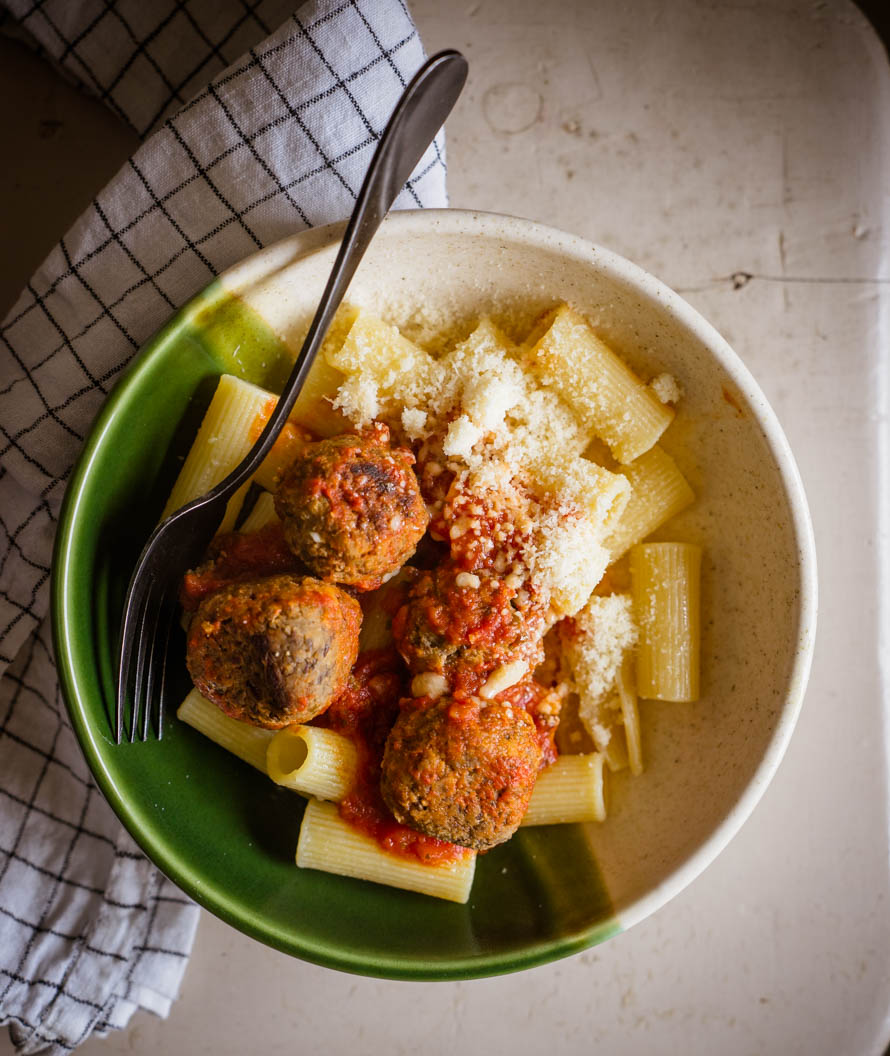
xmin=115 ymin=49 xmax=468 ymax=743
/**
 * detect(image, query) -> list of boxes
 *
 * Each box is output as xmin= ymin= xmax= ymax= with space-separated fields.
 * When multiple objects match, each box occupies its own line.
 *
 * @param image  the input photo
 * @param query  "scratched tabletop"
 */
xmin=2 ymin=2 xmax=889 ymax=1054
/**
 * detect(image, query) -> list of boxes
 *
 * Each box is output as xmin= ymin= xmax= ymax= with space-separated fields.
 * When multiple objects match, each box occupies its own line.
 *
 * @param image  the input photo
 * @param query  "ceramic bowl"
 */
xmin=53 ymin=209 xmax=816 ymax=979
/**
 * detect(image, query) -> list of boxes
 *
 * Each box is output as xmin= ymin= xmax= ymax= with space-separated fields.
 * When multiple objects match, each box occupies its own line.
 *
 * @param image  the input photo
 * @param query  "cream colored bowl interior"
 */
xmin=220 ymin=209 xmax=816 ymax=927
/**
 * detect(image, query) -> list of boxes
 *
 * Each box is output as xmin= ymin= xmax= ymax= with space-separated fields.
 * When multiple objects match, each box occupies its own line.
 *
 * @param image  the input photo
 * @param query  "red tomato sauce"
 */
xmin=179 ymin=523 xmax=301 ymax=611
xmin=394 ymin=568 xmax=545 ymax=701
xmin=438 ymin=581 xmax=515 ymax=650
xmin=317 ymin=649 xmax=471 ymax=866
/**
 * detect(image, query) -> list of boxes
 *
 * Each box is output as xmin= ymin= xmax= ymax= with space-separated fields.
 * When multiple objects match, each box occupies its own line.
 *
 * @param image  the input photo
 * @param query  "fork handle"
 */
xmin=204 ymin=49 xmax=468 ymax=502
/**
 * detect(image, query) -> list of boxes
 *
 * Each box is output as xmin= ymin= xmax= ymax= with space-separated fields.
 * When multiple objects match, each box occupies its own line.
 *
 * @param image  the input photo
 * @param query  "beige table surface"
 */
xmin=2 ymin=1 xmax=889 ymax=1054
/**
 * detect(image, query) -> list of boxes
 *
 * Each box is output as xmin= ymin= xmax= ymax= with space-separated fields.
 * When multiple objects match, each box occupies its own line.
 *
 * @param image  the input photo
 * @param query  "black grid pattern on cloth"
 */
xmin=0 ymin=623 xmax=200 ymax=1055
xmin=0 ymin=0 xmax=446 ymax=1049
xmin=1 ymin=0 xmax=300 ymax=137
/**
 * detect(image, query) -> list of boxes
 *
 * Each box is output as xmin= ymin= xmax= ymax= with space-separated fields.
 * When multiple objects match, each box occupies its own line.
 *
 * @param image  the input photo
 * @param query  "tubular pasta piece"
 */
xmin=326 ymin=309 xmax=434 ymax=384
xmin=604 ymin=445 xmax=695 ymax=560
xmin=520 ymin=753 xmax=607 ymax=826
xmin=238 ymin=490 xmax=279 ymax=533
xmin=176 ymin=689 xmax=274 ymax=772
xmin=282 ymin=309 xmax=355 ymax=437
xmin=602 ymin=727 xmax=629 ymax=773
xmin=252 ymin=421 xmax=312 ymax=492
xmin=520 ymin=460 xmax=631 ymax=618
xmin=532 ymin=456 xmax=631 ymax=538
xmin=296 ymin=798 xmax=476 ymax=904
xmin=161 ymin=369 xmax=334 ymax=534
xmin=161 ymin=374 xmax=274 ymax=521
xmin=528 ymin=304 xmax=674 ymax=463
xmin=631 ymin=542 xmax=702 ymax=702
xmin=616 ymin=654 xmax=643 ymax=775
xmin=266 ymin=725 xmax=357 ymax=802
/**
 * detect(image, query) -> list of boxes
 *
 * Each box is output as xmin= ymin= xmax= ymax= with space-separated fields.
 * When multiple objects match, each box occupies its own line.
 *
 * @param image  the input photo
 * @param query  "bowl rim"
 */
xmin=52 ymin=207 xmax=818 ymax=977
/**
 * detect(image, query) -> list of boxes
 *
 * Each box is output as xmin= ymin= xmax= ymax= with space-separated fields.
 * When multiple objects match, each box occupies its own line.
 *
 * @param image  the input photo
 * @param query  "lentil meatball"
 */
xmin=381 ymin=696 xmax=542 ymax=850
xmin=273 ymin=424 xmax=428 ymax=590
xmin=392 ymin=562 xmax=545 ymax=693
xmin=186 ymin=574 xmax=361 ymax=728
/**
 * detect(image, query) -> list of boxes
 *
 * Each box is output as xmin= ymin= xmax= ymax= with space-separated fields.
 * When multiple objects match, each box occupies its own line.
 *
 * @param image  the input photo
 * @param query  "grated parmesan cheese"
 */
xmin=411 ymin=672 xmax=449 ymax=699
xmin=462 ymin=373 xmax=523 ymax=431
xmin=479 ymin=660 xmax=529 ymax=699
xmin=561 ymin=594 xmax=638 ymax=749
xmin=401 ymin=407 xmax=428 ymax=440
xmin=650 ymin=372 xmax=682 ymax=405
xmin=332 ymin=373 xmax=379 ymax=425
xmin=443 ymin=415 xmax=483 ymax=459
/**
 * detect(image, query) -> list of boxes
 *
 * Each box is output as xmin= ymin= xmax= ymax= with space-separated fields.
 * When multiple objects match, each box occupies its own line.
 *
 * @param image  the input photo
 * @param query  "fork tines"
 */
xmin=116 ymin=585 xmax=174 ymax=743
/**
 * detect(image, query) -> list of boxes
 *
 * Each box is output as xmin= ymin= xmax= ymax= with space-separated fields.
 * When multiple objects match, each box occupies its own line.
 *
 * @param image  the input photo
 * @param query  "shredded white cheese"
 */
xmin=411 ymin=672 xmax=449 ymax=699
xmin=331 ymin=373 xmax=379 ymax=425
xmin=561 ymin=594 xmax=638 ymax=749
xmin=442 ymin=415 xmax=483 ymax=459
xmin=401 ymin=407 xmax=428 ymax=440
xmin=650 ymin=372 xmax=682 ymax=405
xmin=479 ymin=660 xmax=529 ymax=700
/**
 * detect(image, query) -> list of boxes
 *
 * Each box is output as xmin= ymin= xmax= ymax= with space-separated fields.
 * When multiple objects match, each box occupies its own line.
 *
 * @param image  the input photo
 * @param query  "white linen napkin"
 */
xmin=0 ymin=2 xmax=447 ymax=1052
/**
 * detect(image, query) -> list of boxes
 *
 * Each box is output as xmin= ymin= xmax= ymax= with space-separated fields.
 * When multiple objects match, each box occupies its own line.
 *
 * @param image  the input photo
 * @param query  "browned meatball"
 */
xmin=273 ymin=424 xmax=428 ymax=591
xmin=391 ymin=563 xmax=545 ymax=696
xmin=186 ymin=574 xmax=361 ymax=728
xmin=381 ymin=696 xmax=542 ymax=850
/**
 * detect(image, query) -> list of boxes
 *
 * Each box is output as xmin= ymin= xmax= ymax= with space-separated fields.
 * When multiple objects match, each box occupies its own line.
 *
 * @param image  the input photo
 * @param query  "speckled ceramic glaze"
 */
xmin=53 ymin=209 xmax=816 ymax=978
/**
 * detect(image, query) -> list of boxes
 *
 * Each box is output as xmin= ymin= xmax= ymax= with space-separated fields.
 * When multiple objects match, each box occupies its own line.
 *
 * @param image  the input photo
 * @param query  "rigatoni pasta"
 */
xmin=238 ymin=490 xmax=278 ymax=533
xmin=616 ymin=655 xmax=643 ymax=775
xmin=279 ymin=343 xmax=349 ymax=438
xmin=520 ymin=754 xmax=607 ymax=826
xmin=604 ymin=445 xmax=695 ymax=560
xmin=266 ymin=725 xmax=357 ymax=802
xmin=177 ymin=689 xmax=274 ymax=772
xmin=296 ymin=798 xmax=476 ymax=904
xmin=630 ymin=542 xmax=702 ymax=702
xmin=326 ymin=309 xmax=436 ymax=425
xmin=527 ymin=304 xmax=675 ymax=463
xmin=161 ymin=374 xmax=270 ymax=531
xmin=162 ymin=369 xmax=340 ymax=534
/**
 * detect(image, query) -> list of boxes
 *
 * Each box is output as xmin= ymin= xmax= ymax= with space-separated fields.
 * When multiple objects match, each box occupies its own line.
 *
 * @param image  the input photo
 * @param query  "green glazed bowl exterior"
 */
xmin=52 ymin=209 xmax=816 ymax=979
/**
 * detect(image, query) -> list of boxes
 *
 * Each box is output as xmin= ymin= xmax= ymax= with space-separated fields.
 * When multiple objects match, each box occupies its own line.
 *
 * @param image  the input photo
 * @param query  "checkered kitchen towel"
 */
xmin=0 ymin=1 xmax=447 ymax=1051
